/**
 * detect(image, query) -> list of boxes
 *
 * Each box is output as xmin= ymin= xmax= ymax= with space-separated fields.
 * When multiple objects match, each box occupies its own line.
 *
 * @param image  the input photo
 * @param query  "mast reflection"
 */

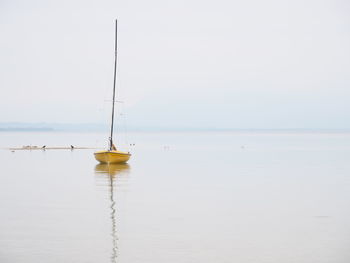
xmin=95 ymin=163 xmax=130 ymax=263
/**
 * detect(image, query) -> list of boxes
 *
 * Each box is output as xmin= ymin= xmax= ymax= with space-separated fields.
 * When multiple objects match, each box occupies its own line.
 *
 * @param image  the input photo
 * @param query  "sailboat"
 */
xmin=94 ymin=19 xmax=131 ymax=164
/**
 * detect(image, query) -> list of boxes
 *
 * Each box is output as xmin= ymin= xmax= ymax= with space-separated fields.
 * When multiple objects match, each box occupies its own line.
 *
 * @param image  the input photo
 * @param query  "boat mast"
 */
xmin=109 ymin=19 xmax=118 ymax=151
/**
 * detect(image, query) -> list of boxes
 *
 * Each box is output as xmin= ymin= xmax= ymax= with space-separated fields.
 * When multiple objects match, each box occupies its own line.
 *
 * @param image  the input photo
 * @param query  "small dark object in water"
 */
xmin=42 ymin=145 xmax=46 ymax=149
xmin=70 ymin=145 xmax=74 ymax=149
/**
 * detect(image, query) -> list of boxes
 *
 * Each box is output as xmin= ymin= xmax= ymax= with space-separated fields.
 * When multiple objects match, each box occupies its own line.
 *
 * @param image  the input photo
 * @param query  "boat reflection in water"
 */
xmin=95 ymin=163 xmax=130 ymax=177
xmin=95 ymin=163 xmax=130 ymax=263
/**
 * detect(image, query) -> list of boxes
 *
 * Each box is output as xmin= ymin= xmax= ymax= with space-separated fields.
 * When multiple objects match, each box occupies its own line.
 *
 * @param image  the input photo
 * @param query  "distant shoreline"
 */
xmin=1 ymin=127 xmax=350 ymax=134
xmin=1 ymin=122 xmax=350 ymax=133
xmin=0 ymin=128 xmax=54 ymax=132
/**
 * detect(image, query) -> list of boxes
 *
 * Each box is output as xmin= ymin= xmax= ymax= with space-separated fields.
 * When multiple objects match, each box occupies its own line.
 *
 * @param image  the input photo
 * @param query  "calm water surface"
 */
xmin=0 ymin=131 xmax=350 ymax=263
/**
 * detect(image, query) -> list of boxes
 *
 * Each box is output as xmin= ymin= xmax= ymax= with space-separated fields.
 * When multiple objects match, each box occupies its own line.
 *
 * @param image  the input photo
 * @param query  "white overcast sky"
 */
xmin=1 ymin=0 xmax=350 ymax=129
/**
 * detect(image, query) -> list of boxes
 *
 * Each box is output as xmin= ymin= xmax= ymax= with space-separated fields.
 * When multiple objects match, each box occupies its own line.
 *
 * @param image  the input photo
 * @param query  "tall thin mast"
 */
xmin=109 ymin=19 xmax=118 ymax=151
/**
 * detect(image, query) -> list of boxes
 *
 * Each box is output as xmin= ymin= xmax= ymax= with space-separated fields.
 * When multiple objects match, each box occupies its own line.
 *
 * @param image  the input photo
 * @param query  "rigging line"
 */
xmin=121 ymin=103 xmax=130 ymax=150
xmin=112 ymin=32 xmax=129 ymax=150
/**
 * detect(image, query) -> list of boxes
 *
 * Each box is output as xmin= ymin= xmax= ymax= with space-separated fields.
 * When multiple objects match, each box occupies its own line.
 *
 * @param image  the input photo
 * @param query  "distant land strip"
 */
xmin=0 ymin=128 xmax=54 ymax=131
xmin=1 ymin=123 xmax=350 ymax=133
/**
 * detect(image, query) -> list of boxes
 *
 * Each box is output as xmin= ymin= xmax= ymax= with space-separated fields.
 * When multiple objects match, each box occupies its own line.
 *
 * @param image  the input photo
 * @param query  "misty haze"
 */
xmin=1 ymin=0 xmax=350 ymax=262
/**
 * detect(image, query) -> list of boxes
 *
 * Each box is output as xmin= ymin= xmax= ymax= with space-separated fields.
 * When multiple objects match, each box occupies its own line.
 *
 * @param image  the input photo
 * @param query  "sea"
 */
xmin=0 ymin=131 xmax=349 ymax=263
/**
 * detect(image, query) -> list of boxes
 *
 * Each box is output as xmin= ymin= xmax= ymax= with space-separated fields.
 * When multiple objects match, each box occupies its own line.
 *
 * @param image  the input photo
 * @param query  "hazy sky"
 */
xmin=1 ymin=0 xmax=350 ymax=129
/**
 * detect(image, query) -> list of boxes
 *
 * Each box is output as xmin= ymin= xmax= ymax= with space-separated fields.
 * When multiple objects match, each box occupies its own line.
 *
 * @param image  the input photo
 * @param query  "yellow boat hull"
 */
xmin=94 ymin=150 xmax=131 ymax=164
